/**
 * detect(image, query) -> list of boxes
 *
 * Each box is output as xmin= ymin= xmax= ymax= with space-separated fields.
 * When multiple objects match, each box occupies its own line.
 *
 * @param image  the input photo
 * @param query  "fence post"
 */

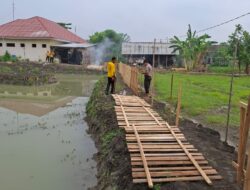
xmin=170 ymin=73 xmax=174 ymax=99
xmin=151 ymin=38 xmax=156 ymax=106
xmin=244 ymin=147 xmax=250 ymax=190
xmin=175 ymin=83 xmax=182 ymax=127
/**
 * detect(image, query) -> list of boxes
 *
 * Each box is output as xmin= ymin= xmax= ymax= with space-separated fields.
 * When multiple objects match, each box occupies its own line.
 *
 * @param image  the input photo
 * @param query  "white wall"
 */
xmin=0 ymin=39 xmax=63 ymax=61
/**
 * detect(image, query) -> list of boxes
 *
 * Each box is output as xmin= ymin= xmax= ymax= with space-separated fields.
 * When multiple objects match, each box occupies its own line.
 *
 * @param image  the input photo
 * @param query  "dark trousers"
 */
xmin=106 ymin=77 xmax=115 ymax=94
xmin=144 ymin=75 xmax=151 ymax=94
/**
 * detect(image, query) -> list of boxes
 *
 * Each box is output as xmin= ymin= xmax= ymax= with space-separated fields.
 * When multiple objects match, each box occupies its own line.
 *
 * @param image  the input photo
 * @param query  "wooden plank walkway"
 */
xmin=112 ymin=94 xmax=222 ymax=188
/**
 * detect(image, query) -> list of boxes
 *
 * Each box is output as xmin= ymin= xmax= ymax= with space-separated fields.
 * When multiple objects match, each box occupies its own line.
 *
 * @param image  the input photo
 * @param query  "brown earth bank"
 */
xmin=0 ymin=62 xmax=103 ymax=85
xmin=0 ymin=62 xmax=103 ymax=74
xmin=86 ymin=76 xmax=241 ymax=190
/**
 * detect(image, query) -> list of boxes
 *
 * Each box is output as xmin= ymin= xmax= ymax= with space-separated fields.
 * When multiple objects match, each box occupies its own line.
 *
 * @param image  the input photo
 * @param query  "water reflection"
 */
xmin=0 ymin=97 xmax=97 ymax=190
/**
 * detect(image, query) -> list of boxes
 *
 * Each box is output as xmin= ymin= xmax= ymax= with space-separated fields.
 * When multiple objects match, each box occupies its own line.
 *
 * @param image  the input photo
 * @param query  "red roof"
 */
xmin=0 ymin=16 xmax=85 ymax=43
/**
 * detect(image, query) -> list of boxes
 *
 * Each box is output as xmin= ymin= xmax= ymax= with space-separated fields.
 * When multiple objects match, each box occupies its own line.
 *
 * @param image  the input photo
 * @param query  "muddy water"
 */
xmin=0 ymin=75 xmax=99 ymax=190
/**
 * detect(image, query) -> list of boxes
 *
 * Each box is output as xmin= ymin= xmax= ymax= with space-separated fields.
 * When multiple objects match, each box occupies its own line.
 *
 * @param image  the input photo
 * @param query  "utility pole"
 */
xmin=12 ymin=0 xmax=15 ymax=21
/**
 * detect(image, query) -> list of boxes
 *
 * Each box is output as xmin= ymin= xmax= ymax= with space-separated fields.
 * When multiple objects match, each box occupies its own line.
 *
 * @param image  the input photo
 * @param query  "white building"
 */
xmin=0 ymin=16 xmax=86 ymax=62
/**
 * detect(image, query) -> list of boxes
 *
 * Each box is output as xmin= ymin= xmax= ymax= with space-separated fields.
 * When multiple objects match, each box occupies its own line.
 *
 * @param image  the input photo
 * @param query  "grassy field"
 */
xmin=207 ymin=65 xmax=246 ymax=74
xmin=154 ymin=72 xmax=250 ymax=128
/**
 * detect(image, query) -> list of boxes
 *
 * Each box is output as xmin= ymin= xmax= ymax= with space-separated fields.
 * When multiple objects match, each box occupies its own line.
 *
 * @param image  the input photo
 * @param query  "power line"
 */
xmin=197 ymin=12 xmax=250 ymax=33
xmin=177 ymin=12 xmax=250 ymax=38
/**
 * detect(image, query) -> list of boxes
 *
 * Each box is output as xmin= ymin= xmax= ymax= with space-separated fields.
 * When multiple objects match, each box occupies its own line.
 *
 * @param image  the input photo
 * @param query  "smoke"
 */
xmin=91 ymin=38 xmax=114 ymax=65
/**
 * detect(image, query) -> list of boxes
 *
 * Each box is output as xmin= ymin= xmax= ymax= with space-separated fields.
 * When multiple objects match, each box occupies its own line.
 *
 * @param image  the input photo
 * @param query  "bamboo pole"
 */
xmin=176 ymin=84 xmax=182 ymax=127
xmin=170 ymin=73 xmax=174 ymax=99
xmin=151 ymin=38 xmax=156 ymax=106
xmin=225 ymin=44 xmax=238 ymax=143
xmin=165 ymin=122 xmax=212 ymax=185
xmin=132 ymin=124 xmax=153 ymax=188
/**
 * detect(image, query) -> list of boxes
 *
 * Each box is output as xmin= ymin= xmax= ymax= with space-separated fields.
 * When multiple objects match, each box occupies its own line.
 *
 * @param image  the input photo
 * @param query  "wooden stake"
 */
xmin=132 ymin=124 xmax=153 ymax=188
xmin=244 ymin=147 xmax=250 ymax=190
xmin=151 ymin=38 xmax=156 ymax=106
xmin=237 ymin=105 xmax=247 ymax=184
xmin=170 ymin=73 xmax=174 ymax=99
xmin=176 ymin=84 xmax=182 ymax=127
xmin=225 ymin=44 xmax=237 ymax=143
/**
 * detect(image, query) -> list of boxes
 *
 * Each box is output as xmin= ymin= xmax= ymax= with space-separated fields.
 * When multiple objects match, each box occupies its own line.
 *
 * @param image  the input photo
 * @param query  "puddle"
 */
xmin=0 ymin=97 xmax=97 ymax=190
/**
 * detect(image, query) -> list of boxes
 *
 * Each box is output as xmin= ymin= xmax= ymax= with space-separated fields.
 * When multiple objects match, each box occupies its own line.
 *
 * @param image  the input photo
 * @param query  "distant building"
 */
xmin=0 ymin=16 xmax=92 ymax=64
xmin=122 ymin=42 xmax=178 ymax=67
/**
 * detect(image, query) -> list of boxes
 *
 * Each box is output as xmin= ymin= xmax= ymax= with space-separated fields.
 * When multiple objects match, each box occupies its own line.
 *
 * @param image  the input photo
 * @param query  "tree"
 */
xmin=211 ymin=43 xmax=233 ymax=66
xmin=170 ymin=25 xmax=216 ymax=70
xmin=228 ymin=24 xmax=250 ymax=74
xmin=89 ymin=29 xmax=130 ymax=61
xmin=242 ymin=31 xmax=250 ymax=74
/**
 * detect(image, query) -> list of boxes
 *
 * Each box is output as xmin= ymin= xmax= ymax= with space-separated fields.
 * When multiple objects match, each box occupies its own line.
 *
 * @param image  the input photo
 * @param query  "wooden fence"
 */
xmin=118 ymin=63 xmax=140 ymax=95
xmin=233 ymin=97 xmax=250 ymax=190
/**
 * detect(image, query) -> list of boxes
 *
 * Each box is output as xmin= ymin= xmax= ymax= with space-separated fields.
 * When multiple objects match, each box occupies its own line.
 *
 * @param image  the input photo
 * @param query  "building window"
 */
xmin=42 ymin=44 xmax=47 ymax=48
xmin=6 ymin=43 xmax=15 ymax=47
xmin=20 ymin=43 xmax=25 ymax=47
xmin=32 ymin=44 xmax=37 ymax=48
xmin=0 ymin=43 xmax=2 ymax=47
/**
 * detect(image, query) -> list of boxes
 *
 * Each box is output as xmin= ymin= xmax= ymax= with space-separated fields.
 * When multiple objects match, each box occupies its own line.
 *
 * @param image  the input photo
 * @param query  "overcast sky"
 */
xmin=1 ymin=0 xmax=250 ymax=42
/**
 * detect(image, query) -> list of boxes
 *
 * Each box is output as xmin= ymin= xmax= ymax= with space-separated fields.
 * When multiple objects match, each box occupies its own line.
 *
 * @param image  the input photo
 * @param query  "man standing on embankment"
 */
xmin=143 ymin=59 xmax=152 ymax=96
xmin=105 ymin=57 xmax=116 ymax=95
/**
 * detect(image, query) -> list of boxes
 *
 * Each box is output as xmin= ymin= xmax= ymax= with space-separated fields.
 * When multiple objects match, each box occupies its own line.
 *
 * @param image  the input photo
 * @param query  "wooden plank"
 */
xmin=131 ymin=152 xmax=203 ymax=157
xmin=132 ymin=124 xmax=153 ymax=188
xmin=117 ymin=115 xmax=162 ymax=119
xmin=118 ymin=121 xmax=166 ymax=125
xmin=127 ymin=134 xmax=184 ymax=137
xmin=133 ymin=175 xmax=222 ymax=183
xmin=132 ymin=160 xmax=209 ymax=166
xmin=131 ymin=155 xmax=205 ymax=161
xmin=238 ymin=98 xmax=250 ymax=185
xmin=132 ymin=166 xmax=212 ymax=172
xmin=128 ymin=144 xmax=193 ymax=149
xmin=240 ymin=101 xmax=248 ymax=109
xmin=165 ymin=122 xmax=213 ymax=185
xmin=128 ymin=148 xmax=198 ymax=153
xmin=126 ymin=137 xmax=186 ymax=142
xmin=117 ymin=117 xmax=163 ymax=121
xmin=133 ymin=169 xmax=218 ymax=178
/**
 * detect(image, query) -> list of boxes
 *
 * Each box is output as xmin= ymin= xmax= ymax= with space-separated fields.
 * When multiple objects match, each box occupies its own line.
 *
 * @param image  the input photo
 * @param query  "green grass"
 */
xmin=154 ymin=72 xmax=250 ymax=128
xmin=208 ymin=65 xmax=245 ymax=74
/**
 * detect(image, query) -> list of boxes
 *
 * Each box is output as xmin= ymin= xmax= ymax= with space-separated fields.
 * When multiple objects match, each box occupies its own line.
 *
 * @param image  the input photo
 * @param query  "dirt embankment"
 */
xmin=86 ymin=76 xmax=241 ymax=190
xmin=0 ymin=62 xmax=103 ymax=85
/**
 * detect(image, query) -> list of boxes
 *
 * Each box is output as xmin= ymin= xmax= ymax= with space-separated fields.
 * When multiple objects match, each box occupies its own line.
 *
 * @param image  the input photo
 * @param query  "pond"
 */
xmin=0 ymin=74 xmax=100 ymax=190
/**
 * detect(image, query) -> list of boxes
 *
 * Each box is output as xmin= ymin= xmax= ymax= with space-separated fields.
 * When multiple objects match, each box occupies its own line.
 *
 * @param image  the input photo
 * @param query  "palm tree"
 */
xmin=170 ymin=25 xmax=216 ymax=70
